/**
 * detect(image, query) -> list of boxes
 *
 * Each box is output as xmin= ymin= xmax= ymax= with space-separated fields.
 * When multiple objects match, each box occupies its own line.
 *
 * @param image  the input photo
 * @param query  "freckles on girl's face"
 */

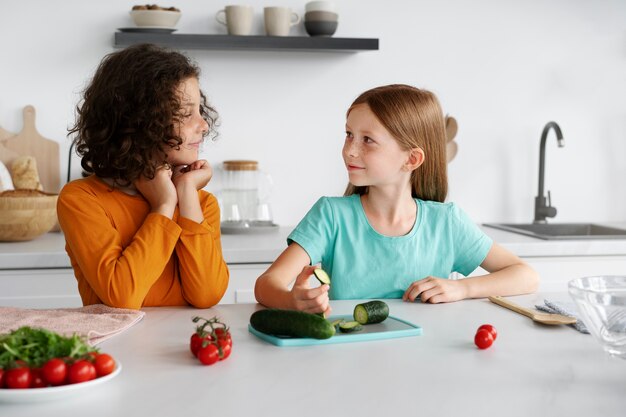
xmin=166 ymin=77 xmax=209 ymax=166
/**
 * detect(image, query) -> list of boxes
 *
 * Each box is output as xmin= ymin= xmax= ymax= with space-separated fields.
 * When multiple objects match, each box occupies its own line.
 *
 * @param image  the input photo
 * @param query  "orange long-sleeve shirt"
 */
xmin=57 ymin=175 xmax=229 ymax=309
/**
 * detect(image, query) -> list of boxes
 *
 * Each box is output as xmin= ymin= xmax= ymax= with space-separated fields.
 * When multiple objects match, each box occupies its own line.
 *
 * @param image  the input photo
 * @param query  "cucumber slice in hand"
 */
xmin=313 ymin=268 xmax=331 ymax=285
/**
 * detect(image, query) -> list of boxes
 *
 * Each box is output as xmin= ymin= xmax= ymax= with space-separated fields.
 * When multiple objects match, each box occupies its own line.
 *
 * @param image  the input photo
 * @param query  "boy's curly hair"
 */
xmin=69 ymin=43 xmax=218 ymax=185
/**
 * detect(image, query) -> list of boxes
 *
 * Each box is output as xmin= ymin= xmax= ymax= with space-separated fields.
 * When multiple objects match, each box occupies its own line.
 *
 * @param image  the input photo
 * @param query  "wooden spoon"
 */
xmin=446 ymin=141 xmax=458 ymax=163
xmin=445 ymin=116 xmax=458 ymax=142
xmin=488 ymin=296 xmax=577 ymax=325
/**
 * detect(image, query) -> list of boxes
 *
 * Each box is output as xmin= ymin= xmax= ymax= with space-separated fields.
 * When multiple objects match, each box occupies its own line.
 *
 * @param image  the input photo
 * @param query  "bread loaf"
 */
xmin=0 ymin=161 xmax=14 ymax=191
xmin=10 ymin=155 xmax=43 ymax=190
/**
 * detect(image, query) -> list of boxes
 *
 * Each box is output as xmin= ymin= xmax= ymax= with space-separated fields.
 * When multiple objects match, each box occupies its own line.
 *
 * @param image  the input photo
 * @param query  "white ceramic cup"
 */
xmin=216 ymin=5 xmax=254 ymax=35
xmin=305 ymin=1 xmax=337 ymax=13
xmin=264 ymin=7 xmax=300 ymax=36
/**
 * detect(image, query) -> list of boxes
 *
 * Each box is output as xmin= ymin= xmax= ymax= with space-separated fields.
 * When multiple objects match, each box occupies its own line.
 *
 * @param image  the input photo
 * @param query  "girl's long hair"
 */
xmin=343 ymin=84 xmax=448 ymax=202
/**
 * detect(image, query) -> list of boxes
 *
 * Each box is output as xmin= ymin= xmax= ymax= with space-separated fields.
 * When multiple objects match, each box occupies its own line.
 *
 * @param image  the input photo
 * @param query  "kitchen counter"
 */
xmin=0 ymin=228 xmax=294 ymax=269
xmin=1 ymin=295 xmax=624 ymax=416
xmin=2 ymin=224 xmax=626 ymax=270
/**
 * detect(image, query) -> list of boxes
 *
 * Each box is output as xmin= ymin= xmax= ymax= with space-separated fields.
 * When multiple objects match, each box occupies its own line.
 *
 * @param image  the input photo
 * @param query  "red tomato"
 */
xmin=214 ymin=328 xmax=229 ymax=338
xmin=197 ymin=344 xmax=219 ymax=365
xmin=190 ymin=333 xmax=201 ymax=356
xmin=478 ymin=324 xmax=497 ymax=341
xmin=218 ymin=341 xmax=232 ymax=360
xmin=215 ymin=328 xmax=232 ymax=347
xmin=5 ymin=367 xmax=32 ymax=389
xmin=68 ymin=360 xmax=97 ymax=384
xmin=42 ymin=358 xmax=68 ymax=386
xmin=30 ymin=369 xmax=47 ymax=388
xmin=474 ymin=329 xmax=494 ymax=349
xmin=94 ymin=354 xmax=116 ymax=377
xmin=190 ymin=333 xmax=211 ymax=357
xmin=0 ymin=368 xmax=4 ymax=388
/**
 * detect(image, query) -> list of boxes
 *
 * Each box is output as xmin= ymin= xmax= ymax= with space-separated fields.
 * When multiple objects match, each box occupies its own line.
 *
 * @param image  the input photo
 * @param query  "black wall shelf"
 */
xmin=114 ymin=32 xmax=379 ymax=52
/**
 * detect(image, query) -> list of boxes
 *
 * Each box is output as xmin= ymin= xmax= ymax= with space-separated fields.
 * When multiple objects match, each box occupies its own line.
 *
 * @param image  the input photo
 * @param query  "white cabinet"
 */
xmin=0 ymin=269 xmax=82 ymax=308
xmin=522 ymin=255 xmax=626 ymax=292
xmin=221 ymin=264 xmax=268 ymax=304
xmin=466 ymin=255 xmax=626 ymax=292
xmin=0 ymin=264 xmax=270 ymax=309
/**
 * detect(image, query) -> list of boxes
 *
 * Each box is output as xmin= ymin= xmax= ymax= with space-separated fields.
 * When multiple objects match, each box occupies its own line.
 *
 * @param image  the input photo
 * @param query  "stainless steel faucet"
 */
xmin=534 ymin=121 xmax=564 ymax=223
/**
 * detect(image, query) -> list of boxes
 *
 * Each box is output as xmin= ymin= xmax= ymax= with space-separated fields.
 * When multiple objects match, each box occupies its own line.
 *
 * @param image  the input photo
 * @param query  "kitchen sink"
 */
xmin=483 ymin=223 xmax=626 ymax=240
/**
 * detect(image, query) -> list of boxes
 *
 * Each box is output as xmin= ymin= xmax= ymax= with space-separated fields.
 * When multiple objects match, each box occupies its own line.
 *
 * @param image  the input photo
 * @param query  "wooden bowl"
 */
xmin=0 ymin=190 xmax=58 ymax=241
xmin=129 ymin=9 xmax=181 ymax=27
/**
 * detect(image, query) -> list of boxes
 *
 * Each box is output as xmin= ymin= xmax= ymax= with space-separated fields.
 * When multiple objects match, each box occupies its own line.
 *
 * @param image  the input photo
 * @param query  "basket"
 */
xmin=0 ymin=190 xmax=58 ymax=241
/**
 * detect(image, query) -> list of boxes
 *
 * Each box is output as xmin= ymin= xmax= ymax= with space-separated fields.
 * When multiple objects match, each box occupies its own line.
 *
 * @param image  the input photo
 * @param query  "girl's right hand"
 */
xmin=290 ymin=265 xmax=331 ymax=316
xmin=135 ymin=164 xmax=178 ymax=218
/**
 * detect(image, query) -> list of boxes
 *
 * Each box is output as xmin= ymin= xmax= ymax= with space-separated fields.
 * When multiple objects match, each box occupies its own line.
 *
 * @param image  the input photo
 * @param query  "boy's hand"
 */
xmin=135 ymin=164 xmax=177 ymax=218
xmin=291 ymin=265 xmax=332 ymax=316
xmin=172 ymin=160 xmax=212 ymax=191
xmin=402 ymin=276 xmax=469 ymax=304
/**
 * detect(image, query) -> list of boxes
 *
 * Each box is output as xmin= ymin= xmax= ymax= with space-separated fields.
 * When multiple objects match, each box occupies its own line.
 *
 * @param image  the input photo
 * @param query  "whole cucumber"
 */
xmin=250 ymin=309 xmax=336 ymax=339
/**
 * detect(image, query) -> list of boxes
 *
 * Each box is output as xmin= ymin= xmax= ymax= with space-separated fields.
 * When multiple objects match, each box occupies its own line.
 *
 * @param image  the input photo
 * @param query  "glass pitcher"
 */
xmin=218 ymin=160 xmax=273 ymax=223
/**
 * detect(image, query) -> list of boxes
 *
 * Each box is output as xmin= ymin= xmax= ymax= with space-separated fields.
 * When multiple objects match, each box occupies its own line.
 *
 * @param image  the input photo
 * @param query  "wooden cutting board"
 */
xmin=0 ymin=106 xmax=60 ymax=193
xmin=0 ymin=126 xmax=20 ymax=163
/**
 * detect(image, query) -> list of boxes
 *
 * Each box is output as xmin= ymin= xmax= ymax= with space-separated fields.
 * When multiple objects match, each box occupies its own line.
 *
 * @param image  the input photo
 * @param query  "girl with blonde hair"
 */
xmin=255 ymin=84 xmax=538 ymax=315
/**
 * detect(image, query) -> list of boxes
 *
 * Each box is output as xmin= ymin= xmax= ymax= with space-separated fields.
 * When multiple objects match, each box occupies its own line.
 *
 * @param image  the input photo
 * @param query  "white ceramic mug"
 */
xmin=216 ymin=5 xmax=254 ymax=35
xmin=263 ymin=7 xmax=300 ymax=36
xmin=305 ymin=1 xmax=337 ymax=13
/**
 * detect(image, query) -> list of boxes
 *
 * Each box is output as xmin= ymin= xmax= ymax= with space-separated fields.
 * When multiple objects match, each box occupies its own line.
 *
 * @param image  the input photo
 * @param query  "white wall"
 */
xmin=1 ymin=0 xmax=625 ymax=226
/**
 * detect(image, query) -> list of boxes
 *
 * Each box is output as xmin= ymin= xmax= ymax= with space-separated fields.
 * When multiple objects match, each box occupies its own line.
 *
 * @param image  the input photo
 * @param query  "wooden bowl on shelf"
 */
xmin=0 ymin=189 xmax=58 ymax=242
xmin=129 ymin=9 xmax=181 ymax=27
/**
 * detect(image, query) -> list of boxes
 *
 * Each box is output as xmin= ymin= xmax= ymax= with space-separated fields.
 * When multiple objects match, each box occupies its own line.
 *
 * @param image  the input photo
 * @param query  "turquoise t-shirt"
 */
xmin=287 ymin=195 xmax=493 ymax=300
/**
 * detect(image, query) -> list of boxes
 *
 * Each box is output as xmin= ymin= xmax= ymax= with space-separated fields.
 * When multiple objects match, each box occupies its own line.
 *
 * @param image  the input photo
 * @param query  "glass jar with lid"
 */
xmin=218 ymin=160 xmax=273 ymax=228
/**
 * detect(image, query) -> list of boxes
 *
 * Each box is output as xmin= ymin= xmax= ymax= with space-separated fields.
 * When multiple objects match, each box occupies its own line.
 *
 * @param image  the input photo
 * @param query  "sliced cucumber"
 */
xmin=353 ymin=300 xmax=389 ymax=324
xmin=330 ymin=318 xmax=345 ymax=331
xmin=313 ymin=268 xmax=331 ymax=285
xmin=250 ymin=309 xmax=336 ymax=339
xmin=339 ymin=321 xmax=363 ymax=333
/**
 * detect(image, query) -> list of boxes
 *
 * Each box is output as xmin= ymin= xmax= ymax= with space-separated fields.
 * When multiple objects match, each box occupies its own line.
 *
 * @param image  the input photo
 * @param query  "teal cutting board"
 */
xmin=248 ymin=315 xmax=422 ymax=347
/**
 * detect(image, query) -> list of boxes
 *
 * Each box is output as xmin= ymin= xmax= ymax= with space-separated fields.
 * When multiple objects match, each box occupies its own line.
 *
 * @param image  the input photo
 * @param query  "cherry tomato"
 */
xmin=197 ymin=344 xmax=219 ymax=365
xmin=214 ymin=328 xmax=229 ymax=338
xmin=68 ymin=360 xmax=97 ymax=384
xmin=94 ymin=354 xmax=116 ymax=377
xmin=5 ymin=367 xmax=32 ymax=389
xmin=0 ymin=368 xmax=4 ymax=388
xmin=474 ymin=329 xmax=494 ymax=349
xmin=478 ymin=324 xmax=497 ymax=341
xmin=215 ymin=328 xmax=232 ymax=347
xmin=218 ymin=339 xmax=232 ymax=360
xmin=30 ymin=369 xmax=47 ymax=388
xmin=190 ymin=333 xmax=203 ymax=357
xmin=42 ymin=358 xmax=68 ymax=386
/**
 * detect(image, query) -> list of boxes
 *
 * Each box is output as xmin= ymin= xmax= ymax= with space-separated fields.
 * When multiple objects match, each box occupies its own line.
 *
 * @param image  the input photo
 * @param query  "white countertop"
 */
xmin=1 ymin=296 xmax=624 ymax=416
xmin=2 ymin=224 xmax=626 ymax=270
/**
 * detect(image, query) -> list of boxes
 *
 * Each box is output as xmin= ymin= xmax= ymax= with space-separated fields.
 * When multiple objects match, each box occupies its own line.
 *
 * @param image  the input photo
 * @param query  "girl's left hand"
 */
xmin=402 ymin=276 xmax=469 ymax=304
xmin=171 ymin=160 xmax=212 ymax=190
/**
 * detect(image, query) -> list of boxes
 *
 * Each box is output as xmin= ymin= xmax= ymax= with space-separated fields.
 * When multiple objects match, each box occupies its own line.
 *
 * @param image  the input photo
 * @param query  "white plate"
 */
xmin=117 ymin=27 xmax=177 ymax=33
xmin=0 ymin=361 xmax=122 ymax=403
